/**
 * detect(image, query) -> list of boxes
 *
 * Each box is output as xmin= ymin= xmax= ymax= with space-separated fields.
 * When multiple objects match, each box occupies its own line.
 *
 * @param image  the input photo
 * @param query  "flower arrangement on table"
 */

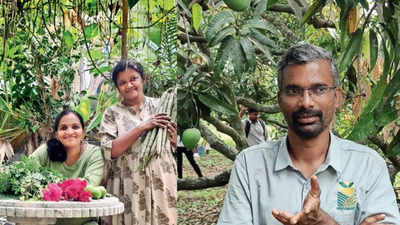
xmin=0 ymin=157 xmax=106 ymax=202
xmin=42 ymin=179 xmax=92 ymax=202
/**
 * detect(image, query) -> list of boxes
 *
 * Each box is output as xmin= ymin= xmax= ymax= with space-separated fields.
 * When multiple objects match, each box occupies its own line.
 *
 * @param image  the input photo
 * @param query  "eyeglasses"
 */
xmin=282 ymin=86 xmax=336 ymax=97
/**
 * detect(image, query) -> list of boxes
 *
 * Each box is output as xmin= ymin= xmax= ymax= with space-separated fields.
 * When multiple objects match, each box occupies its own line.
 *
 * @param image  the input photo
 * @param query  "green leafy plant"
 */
xmin=0 ymin=157 xmax=65 ymax=200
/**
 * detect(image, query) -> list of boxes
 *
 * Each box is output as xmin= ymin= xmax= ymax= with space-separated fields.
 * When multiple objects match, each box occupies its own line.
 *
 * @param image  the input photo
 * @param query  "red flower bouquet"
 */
xmin=42 ymin=178 xmax=92 ymax=202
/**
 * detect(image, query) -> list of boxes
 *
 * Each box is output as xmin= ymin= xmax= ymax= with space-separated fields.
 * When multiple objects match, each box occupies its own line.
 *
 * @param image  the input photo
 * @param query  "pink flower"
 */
xmin=42 ymin=183 xmax=62 ymax=201
xmin=42 ymin=178 xmax=91 ymax=202
xmin=62 ymin=179 xmax=86 ymax=201
xmin=78 ymin=190 xmax=92 ymax=202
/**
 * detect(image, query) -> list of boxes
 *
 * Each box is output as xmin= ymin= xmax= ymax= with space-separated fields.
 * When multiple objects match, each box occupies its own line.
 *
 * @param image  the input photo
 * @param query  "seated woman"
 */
xmin=30 ymin=109 xmax=104 ymax=225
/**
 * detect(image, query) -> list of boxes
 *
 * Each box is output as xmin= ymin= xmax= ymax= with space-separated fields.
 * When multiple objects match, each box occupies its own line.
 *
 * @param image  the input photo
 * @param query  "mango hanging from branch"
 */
xmin=223 ymin=0 xmax=250 ymax=11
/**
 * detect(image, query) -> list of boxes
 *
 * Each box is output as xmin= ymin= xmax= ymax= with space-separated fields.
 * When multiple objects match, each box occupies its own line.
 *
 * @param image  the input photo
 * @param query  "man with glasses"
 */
xmin=217 ymin=43 xmax=400 ymax=225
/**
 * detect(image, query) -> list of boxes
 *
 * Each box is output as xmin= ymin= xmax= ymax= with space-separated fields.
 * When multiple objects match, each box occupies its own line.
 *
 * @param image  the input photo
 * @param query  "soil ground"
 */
xmin=177 ymin=149 xmax=233 ymax=225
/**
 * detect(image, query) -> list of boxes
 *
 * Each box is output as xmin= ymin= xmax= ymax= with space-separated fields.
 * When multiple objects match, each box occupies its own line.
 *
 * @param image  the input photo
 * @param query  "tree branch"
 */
xmin=178 ymin=170 xmax=230 ymax=190
xmin=268 ymin=3 xmax=335 ymax=28
xmin=265 ymin=118 xmax=287 ymax=129
xmin=203 ymin=114 xmax=248 ymax=151
xmin=199 ymin=122 xmax=238 ymax=161
xmin=178 ymin=33 xmax=208 ymax=44
xmin=237 ymin=97 xmax=281 ymax=114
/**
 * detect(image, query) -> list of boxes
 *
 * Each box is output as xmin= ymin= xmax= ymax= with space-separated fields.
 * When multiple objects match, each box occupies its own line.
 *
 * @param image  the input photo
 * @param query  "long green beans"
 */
xmin=138 ymin=87 xmax=177 ymax=170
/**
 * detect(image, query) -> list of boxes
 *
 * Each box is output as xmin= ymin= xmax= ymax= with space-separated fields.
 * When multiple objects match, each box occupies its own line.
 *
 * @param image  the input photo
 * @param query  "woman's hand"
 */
xmin=141 ymin=113 xmax=171 ymax=131
xmin=167 ymin=122 xmax=177 ymax=149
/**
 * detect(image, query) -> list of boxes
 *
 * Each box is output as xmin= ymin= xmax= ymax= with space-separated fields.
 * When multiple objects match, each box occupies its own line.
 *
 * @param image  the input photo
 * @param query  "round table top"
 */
xmin=0 ymin=196 xmax=124 ymax=218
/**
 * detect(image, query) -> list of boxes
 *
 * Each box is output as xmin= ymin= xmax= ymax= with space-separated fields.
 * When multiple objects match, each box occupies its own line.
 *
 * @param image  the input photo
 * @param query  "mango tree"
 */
xmin=177 ymin=0 xmax=400 ymax=190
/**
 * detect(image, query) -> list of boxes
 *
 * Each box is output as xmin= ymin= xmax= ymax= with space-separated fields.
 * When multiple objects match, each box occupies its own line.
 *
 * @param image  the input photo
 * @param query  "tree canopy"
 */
xmin=177 ymin=0 xmax=400 ymax=190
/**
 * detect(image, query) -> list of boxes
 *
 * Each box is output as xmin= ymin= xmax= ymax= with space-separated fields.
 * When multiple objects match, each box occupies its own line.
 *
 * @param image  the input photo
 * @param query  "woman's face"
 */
xmin=56 ymin=113 xmax=84 ymax=149
xmin=116 ymin=69 xmax=144 ymax=103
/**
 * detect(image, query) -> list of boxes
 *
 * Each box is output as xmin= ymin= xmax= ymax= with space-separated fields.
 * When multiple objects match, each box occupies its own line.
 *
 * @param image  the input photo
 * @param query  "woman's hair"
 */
xmin=111 ymin=59 xmax=145 ymax=88
xmin=47 ymin=109 xmax=85 ymax=162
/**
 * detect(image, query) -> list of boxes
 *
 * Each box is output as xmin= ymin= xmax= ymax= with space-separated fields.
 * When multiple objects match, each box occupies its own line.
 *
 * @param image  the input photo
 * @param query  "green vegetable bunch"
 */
xmin=0 ymin=156 xmax=65 ymax=200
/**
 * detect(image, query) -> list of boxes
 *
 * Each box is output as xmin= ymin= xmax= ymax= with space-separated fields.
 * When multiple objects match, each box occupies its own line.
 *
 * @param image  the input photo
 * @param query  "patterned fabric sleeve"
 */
xmin=99 ymin=107 xmax=118 ymax=161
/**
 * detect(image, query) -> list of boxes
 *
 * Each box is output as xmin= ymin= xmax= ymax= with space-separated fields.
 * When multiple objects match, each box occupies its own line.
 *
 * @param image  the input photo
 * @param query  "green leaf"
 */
xmin=197 ymin=93 xmax=237 ymax=116
xmin=254 ymin=0 xmax=267 ymax=17
xmin=230 ymin=39 xmax=247 ymax=74
xmin=381 ymin=40 xmax=392 ymax=81
xmin=248 ymin=36 xmax=273 ymax=61
xmin=249 ymin=30 xmax=276 ymax=48
xmin=0 ymin=113 xmax=10 ymax=129
xmin=267 ymin=0 xmax=279 ymax=8
xmin=348 ymin=112 xmax=376 ymax=142
xmin=301 ymin=0 xmax=327 ymax=25
xmin=87 ymin=49 xmax=103 ymax=61
xmin=359 ymin=0 xmax=369 ymax=10
xmin=209 ymin=27 xmax=235 ymax=47
xmin=192 ymin=3 xmax=203 ymax=32
xmin=373 ymin=69 xmax=400 ymax=127
xmin=214 ymin=36 xmax=236 ymax=76
xmin=91 ymin=65 xmax=111 ymax=76
xmin=76 ymin=97 xmax=91 ymax=123
xmin=240 ymin=38 xmax=256 ymax=70
xmin=181 ymin=64 xmax=198 ymax=85
xmin=337 ymin=0 xmax=355 ymax=33
xmin=369 ymin=30 xmax=378 ymax=72
xmin=86 ymin=112 xmax=102 ymax=132
xmin=287 ymin=0 xmax=303 ymax=21
xmin=84 ymin=24 xmax=99 ymax=39
xmin=64 ymin=31 xmax=73 ymax=48
xmin=206 ymin=11 xmax=235 ymax=42
xmin=0 ymin=96 xmax=10 ymax=112
xmin=128 ymin=0 xmax=139 ymax=8
xmin=348 ymin=59 xmax=400 ymax=142
xmin=339 ymin=29 xmax=363 ymax=73
xmin=387 ymin=131 xmax=400 ymax=156
xmin=178 ymin=89 xmax=200 ymax=130
xmin=245 ymin=19 xmax=276 ymax=33
xmin=383 ymin=2 xmax=394 ymax=24
xmin=345 ymin=65 xmax=357 ymax=93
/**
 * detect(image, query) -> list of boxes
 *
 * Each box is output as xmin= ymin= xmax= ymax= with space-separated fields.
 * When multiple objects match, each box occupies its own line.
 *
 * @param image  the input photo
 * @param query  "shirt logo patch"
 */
xmin=337 ymin=181 xmax=356 ymax=210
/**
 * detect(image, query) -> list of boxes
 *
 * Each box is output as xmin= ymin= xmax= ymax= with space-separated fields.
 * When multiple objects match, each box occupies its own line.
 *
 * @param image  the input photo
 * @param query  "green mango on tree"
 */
xmin=182 ymin=128 xmax=201 ymax=150
xmin=223 ymin=0 xmax=250 ymax=11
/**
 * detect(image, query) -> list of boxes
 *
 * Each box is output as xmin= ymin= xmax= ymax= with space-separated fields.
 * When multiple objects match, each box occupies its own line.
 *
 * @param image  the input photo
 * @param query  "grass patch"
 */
xmin=178 ymin=149 xmax=233 ymax=225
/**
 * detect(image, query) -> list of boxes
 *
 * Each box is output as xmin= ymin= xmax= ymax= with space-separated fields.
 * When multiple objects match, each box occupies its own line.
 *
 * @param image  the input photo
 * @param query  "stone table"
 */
xmin=0 ymin=196 xmax=124 ymax=225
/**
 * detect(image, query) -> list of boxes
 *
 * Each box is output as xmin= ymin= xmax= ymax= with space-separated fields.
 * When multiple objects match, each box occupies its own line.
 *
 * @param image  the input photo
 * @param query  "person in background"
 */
xmin=240 ymin=107 xmax=268 ymax=146
xmin=217 ymin=43 xmax=400 ymax=225
xmin=30 ymin=109 xmax=104 ymax=225
xmin=99 ymin=59 xmax=177 ymax=225
xmin=177 ymin=135 xmax=203 ymax=179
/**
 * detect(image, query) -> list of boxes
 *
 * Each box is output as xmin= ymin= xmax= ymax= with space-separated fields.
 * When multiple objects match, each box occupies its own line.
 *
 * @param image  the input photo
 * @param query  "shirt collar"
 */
xmin=324 ymin=133 xmax=342 ymax=175
xmin=274 ymin=136 xmax=293 ymax=171
xmin=274 ymin=132 xmax=342 ymax=174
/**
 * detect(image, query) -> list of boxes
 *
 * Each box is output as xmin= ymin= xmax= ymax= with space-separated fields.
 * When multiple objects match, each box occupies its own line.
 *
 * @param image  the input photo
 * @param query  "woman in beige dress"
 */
xmin=99 ymin=59 xmax=177 ymax=225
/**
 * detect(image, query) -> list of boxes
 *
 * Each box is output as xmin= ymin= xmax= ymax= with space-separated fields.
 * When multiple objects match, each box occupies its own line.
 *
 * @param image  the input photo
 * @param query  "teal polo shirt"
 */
xmin=217 ymin=133 xmax=400 ymax=225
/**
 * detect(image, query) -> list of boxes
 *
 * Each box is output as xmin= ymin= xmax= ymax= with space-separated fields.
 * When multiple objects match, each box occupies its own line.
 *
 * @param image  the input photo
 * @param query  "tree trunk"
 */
xmin=121 ymin=0 xmax=128 ymax=60
xmin=178 ymin=170 xmax=231 ymax=190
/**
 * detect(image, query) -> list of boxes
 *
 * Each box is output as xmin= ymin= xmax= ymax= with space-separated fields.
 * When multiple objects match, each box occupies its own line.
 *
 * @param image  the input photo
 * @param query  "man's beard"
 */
xmin=289 ymin=107 xmax=325 ymax=139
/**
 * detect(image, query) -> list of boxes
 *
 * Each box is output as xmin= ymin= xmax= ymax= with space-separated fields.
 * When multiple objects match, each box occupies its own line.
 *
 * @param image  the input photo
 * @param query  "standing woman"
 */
xmin=30 ymin=109 xmax=104 ymax=225
xmin=99 ymin=59 xmax=177 ymax=225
